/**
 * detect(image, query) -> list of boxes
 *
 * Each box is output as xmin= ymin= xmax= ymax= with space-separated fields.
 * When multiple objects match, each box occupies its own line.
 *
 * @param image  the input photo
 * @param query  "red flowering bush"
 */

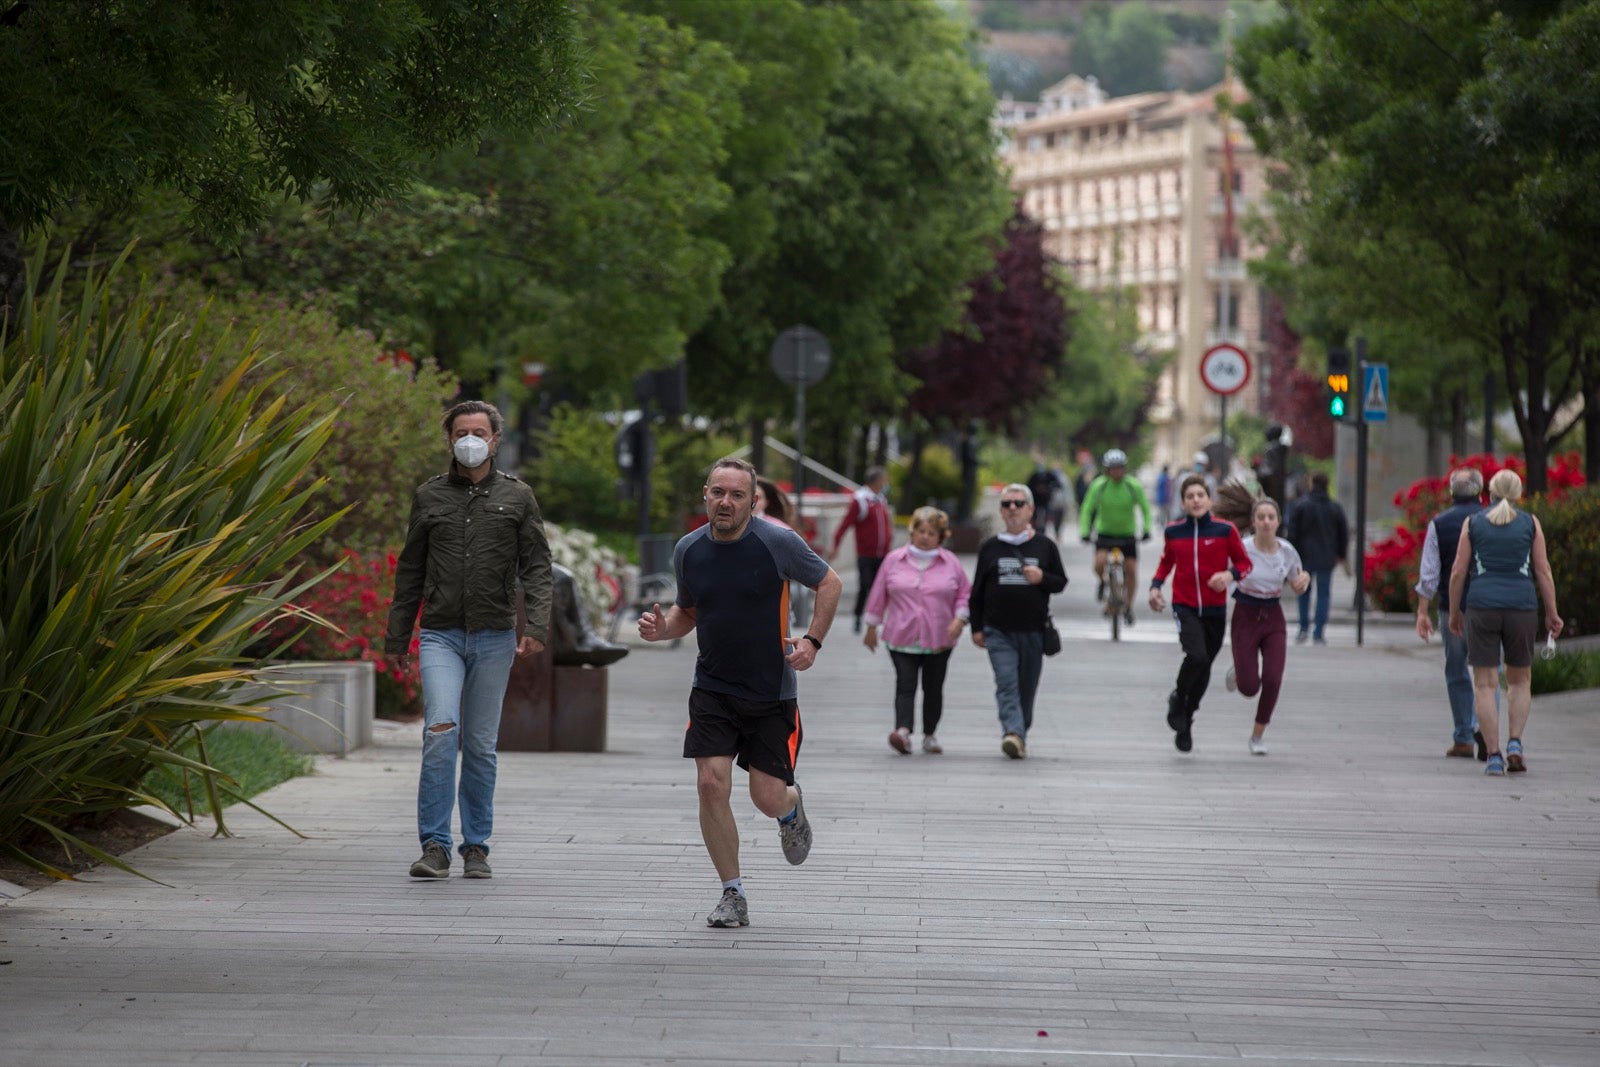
xmin=1365 ymin=452 xmax=1586 ymax=614
xmin=257 ymin=551 xmax=422 ymax=718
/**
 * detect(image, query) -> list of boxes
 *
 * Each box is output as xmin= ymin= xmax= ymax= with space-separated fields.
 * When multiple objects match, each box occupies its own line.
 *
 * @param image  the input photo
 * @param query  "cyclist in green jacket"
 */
xmin=1079 ymin=449 xmax=1154 ymax=626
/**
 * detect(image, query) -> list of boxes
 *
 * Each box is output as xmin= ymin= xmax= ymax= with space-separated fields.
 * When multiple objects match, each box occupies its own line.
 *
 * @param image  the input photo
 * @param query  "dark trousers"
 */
xmin=853 ymin=556 xmax=884 ymax=623
xmin=1231 ymin=600 xmax=1287 ymax=725
xmin=1174 ymin=606 xmax=1226 ymax=716
xmin=889 ymin=649 xmax=952 ymax=734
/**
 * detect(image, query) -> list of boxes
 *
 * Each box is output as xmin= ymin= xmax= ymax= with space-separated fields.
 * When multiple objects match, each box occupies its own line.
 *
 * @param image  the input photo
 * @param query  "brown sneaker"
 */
xmin=1446 ymin=743 xmax=1476 ymax=758
xmin=888 ymin=727 xmax=912 ymax=754
xmin=1001 ymin=733 xmax=1025 ymax=759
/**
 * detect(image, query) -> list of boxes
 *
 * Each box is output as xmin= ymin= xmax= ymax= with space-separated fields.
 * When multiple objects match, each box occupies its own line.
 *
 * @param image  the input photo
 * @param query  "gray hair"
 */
xmin=1001 ymin=482 xmax=1033 ymax=507
xmin=1449 ymin=468 xmax=1483 ymax=497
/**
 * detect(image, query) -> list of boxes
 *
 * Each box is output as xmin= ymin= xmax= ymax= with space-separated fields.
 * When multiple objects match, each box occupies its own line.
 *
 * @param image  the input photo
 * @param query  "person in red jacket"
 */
xmin=1148 ymin=474 xmax=1252 ymax=753
xmin=828 ymin=467 xmax=894 ymax=633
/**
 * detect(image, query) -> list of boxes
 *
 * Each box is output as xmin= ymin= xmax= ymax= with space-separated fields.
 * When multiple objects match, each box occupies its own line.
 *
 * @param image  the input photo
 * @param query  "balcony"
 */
xmin=1205 ymin=327 xmax=1248 ymax=347
xmin=1205 ymin=259 xmax=1248 ymax=282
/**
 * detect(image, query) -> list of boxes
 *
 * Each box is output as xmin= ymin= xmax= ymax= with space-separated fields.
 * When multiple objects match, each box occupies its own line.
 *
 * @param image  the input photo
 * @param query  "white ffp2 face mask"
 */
xmin=453 ymin=435 xmax=490 ymax=468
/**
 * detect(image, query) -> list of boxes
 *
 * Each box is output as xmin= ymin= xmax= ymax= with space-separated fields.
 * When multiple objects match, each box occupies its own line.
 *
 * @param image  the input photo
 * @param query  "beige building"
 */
xmin=1003 ymin=75 xmax=1268 ymax=469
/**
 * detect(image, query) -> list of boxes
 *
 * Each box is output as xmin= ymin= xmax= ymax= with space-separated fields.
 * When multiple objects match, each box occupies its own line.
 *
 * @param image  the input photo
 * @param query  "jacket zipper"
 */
xmin=1191 ymin=515 xmax=1202 ymax=607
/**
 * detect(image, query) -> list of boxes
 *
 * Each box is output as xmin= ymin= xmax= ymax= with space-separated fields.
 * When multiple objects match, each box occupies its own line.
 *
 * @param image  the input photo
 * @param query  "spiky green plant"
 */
xmin=0 ymin=250 xmax=342 ymax=878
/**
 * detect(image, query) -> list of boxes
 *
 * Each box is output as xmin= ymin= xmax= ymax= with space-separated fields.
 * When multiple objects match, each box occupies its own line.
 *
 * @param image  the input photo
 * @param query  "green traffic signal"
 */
xmin=1330 ymin=395 xmax=1346 ymax=418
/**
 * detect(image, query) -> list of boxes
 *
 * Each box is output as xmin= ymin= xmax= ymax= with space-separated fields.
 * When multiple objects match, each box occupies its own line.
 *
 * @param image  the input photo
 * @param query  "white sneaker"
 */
xmin=921 ymin=734 xmax=943 ymax=754
xmin=1248 ymin=735 xmax=1268 ymax=756
xmin=1225 ymin=667 xmax=1237 ymax=693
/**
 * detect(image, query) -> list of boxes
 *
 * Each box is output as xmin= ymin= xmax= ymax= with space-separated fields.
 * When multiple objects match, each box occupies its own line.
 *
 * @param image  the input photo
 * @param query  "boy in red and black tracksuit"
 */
xmin=1148 ymin=474 xmax=1251 ymax=752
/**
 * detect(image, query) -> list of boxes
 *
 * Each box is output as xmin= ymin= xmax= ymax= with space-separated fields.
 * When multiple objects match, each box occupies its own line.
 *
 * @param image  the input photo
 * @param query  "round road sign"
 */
xmin=1200 ymin=343 xmax=1251 ymax=396
xmin=769 ymin=325 xmax=832 ymax=387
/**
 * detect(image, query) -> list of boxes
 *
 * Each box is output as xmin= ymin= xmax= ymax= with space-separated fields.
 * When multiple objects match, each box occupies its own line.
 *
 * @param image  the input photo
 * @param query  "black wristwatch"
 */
xmin=801 ymin=634 xmax=822 ymax=651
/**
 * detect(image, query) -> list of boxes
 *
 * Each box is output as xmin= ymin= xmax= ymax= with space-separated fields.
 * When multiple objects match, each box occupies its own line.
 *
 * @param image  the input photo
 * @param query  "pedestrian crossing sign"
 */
xmin=1362 ymin=364 xmax=1389 ymax=423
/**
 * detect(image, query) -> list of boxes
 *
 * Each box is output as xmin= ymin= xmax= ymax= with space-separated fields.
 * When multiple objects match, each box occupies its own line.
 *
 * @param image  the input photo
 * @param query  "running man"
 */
xmin=639 ymin=457 xmax=843 ymax=928
xmin=1079 ymin=448 xmax=1154 ymax=627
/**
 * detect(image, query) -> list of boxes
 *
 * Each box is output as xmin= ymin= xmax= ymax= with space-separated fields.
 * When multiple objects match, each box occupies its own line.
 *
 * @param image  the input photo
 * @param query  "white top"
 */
xmin=1236 ymin=537 xmax=1304 ymax=599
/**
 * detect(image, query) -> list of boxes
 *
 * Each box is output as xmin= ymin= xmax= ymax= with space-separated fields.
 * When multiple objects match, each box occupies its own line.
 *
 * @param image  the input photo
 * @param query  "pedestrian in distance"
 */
xmin=862 ymin=506 xmax=971 ymax=756
xmin=639 ymin=457 xmax=843 ymax=927
xmin=827 ymin=466 xmax=893 ymax=634
xmin=1284 ymin=470 xmax=1348 ymax=645
xmin=1214 ymin=484 xmax=1310 ymax=756
xmin=1154 ymin=464 xmax=1172 ymax=524
xmin=1026 ymin=455 xmax=1059 ymax=537
xmin=755 ymin=476 xmax=793 ymax=530
xmin=1079 ymin=447 xmax=1154 ymax=627
xmin=1148 ymin=475 xmax=1252 ymax=753
xmin=386 ymin=400 xmax=553 ymax=881
xmin=969 ymin=484 xmax=1068 ymax=760
xmin=1447 ymin=469 xmax=1563 ymax=776
xmin=1413 ymin=468 xmax=1491 ymax=760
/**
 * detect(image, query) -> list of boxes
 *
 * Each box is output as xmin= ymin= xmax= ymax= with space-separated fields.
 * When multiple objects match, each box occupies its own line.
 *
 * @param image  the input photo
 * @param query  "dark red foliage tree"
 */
xmin=901 ymin=206 xmax=1070 ymax=435
xmin=1261 ymin=292 xmax=1333 ymax=459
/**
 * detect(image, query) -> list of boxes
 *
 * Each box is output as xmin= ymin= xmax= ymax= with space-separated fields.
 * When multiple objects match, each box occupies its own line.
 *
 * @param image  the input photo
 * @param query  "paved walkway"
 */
xmin=3 ymin=539 xmax=1598 ymax=1066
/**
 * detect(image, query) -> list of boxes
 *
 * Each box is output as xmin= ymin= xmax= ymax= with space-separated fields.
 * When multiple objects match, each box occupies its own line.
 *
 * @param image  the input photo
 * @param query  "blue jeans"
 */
xmin=418 ymin=628 xmax=518 ymax=855
xmin=984 ymin=627 xmax=1044 ymax=740
xmin=1442 ymin=629 xmax=1477 ymax=744
xmin=1296 ymin=568 xmax=1333 ymax=639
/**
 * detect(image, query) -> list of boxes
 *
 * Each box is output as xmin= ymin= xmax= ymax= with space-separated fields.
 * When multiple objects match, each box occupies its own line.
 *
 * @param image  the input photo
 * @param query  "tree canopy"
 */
xmin=0 ymin=0 xmax=579 ymax=309
xmin=1235 ymin=0 xmax=1600 ymax=488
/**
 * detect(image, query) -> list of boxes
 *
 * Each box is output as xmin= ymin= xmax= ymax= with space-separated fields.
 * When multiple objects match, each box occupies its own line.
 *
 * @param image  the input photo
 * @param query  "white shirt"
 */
xmin=1236 ymin=537 xmax=1303 ymax=599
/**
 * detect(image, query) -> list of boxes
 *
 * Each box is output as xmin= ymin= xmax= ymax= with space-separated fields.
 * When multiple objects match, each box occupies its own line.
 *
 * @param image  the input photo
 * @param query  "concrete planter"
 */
xmin=234 ymin=661 xmax=375 ymax=756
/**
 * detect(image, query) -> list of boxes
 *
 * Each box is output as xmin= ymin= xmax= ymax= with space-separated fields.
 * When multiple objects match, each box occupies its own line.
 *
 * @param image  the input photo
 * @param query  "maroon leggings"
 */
xmin=1231 ymin=599 xmax=1287 ymax=725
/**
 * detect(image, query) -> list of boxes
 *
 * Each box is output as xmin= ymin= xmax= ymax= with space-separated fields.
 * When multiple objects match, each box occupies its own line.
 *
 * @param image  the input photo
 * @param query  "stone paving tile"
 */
xmin=1 ymin=539 xmax=1597 ymax=1065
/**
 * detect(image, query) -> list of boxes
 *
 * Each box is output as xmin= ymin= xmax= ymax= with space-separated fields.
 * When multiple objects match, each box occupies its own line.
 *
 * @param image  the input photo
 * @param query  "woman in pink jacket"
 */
xmin=862 ymin=507 xmax=971 ymax=754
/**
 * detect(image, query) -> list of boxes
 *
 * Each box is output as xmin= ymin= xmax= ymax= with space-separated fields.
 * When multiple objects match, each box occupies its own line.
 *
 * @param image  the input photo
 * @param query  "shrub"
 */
xmin=891 ymin=442 xmax=963 ymax=512
xmin=1 ymin=253 xmax=338 ymax=875
xmin=1528 ymin=487 xmax=1600 ymax=638
xmin=1531 ymin=648 xmax=1600 ymax=696
xmin=180 ymin=290 xmax=460 ymax=567
xmin=1364 ymin=452 xmax=1586 ymax=615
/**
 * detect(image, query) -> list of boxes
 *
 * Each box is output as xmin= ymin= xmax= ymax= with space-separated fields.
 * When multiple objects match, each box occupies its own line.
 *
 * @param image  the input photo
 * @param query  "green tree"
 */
xmin=0 ymin=0 xmax=578 ymax=311
xmin=648 ymin=0 xmax=1013 ymax=440
xmin=1071 ymin=2 xmax=1175 ymax=96
xmin=1235 ymin=0 xmax=1592 ymax=491
xmin=1029 ymin=284 xmax=1165 ymax=458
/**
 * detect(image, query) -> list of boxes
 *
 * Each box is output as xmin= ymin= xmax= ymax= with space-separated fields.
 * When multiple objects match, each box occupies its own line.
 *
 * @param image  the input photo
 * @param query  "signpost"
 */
xmin=1200 ymin=342 xmax=1251 ymax=477
xmin=768 ymin=325 xmax=832 ymax=520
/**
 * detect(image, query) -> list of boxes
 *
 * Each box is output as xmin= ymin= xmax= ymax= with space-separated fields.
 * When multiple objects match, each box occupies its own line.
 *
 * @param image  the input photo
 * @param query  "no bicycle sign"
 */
xmin=1200 ymin=343 xmax=1251 ymax=396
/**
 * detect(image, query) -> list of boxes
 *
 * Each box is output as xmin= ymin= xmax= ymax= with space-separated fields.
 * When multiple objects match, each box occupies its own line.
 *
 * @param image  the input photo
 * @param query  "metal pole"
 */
xmin=637 ymin=419 xmax=653 ymax=540
xmin=1354 ymin=337 xmax=1368 ymax=647
xmin=1219 ymin=393 xmax=1229 ymax=479
xmin=795 ymin=379 xmax=806 ymax=525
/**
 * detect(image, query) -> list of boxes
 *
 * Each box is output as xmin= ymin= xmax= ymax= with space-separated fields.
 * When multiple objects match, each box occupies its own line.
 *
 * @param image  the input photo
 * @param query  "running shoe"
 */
xmin=1505 ymin=738 xmax=1526 ymax=773
xmin=1484 ymin=753 xmax=1506 ymax=776
xmin=889 ymin=727 xmax=912 ymax=754
xmin=706 ymin=888 xmax=749 ymax=928
xmin=778 ymin=784 xmax=813 ymax=865
xmin=922 ymin=735 xmax=943 ymax=754
xmin=462 ymin=844 xmax=492 ymax=879
xmin=1001 ymin=733 xmax=1025 ymax=759
xmin=1248 ymin=735 xmax=1268 ymax=756
xmin=1225 ymin=667 xmax=1237 ymax=692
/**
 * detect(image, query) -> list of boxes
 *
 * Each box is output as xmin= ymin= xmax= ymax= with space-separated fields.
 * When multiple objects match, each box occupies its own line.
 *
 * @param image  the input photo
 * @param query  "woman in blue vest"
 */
xmin=1446 ymin=469 xmax=1563 ymax=776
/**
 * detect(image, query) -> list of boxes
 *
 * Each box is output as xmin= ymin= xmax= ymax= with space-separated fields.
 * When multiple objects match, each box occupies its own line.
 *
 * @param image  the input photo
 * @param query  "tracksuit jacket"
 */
xmin=1150 ymin=512 xmax=1252 ymax=616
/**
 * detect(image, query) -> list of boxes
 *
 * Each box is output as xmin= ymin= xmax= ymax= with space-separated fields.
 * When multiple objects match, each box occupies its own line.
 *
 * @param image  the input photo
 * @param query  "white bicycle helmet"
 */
xmin=1102 ymin=448 xmax=1127 ymax=468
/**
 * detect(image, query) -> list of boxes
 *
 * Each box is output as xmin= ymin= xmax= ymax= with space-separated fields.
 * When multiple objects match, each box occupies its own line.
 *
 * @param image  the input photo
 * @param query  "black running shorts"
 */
xmin=684 ymin=687 xmax=802 ymax=784
xmin=1096 ymin=535 xmax=1138 ymax=560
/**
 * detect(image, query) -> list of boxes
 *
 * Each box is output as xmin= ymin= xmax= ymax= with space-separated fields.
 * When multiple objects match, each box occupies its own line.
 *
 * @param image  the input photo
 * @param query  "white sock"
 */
xmin=722 ymin=877 xmax=744 ymax=896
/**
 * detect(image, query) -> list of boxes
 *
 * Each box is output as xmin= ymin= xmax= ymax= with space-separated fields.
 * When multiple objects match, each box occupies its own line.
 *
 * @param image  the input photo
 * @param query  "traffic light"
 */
xmin=1326 ymin=347 xmax=1352 ymax=420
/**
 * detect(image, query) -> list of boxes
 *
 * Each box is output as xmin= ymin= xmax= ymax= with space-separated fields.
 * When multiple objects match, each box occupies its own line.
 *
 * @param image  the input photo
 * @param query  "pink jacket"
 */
xmin=862 ymin=546 xmax=971 ymax=651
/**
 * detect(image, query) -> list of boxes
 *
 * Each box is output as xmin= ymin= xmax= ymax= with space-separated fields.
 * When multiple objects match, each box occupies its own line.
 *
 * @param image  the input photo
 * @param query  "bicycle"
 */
xmin=1104 ymin=546 xmax=1127 ymax=642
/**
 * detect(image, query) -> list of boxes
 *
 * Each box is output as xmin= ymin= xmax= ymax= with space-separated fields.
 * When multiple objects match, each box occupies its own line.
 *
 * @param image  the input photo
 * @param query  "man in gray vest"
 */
xmin=1413 ymin=468 xmax=1488 ymax=759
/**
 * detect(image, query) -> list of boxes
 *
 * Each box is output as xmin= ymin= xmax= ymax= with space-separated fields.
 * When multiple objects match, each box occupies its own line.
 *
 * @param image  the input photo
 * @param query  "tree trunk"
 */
xmin=749 ymin=417 xmax=766 ymax=476
xmin=1582 ymin=356 xmax=1600 ymax=485
xmin=1449 ymin=388 xmax=1468 ymax=460
xmin=898 ymin=427 xmax=926 ymax=516
xmin=872 ymin=421 xmax=890 ymax=468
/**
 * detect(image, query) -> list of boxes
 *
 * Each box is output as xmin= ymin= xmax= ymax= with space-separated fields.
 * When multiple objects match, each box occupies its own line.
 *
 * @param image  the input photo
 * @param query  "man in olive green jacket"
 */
xmin=386 ymin=400 xmax=552 ymax=880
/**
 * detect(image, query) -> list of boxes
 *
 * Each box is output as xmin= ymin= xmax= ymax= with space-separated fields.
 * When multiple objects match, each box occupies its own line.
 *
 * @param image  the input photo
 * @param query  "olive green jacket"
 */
xmin=384 ymin=468 xmax=552 ymax=652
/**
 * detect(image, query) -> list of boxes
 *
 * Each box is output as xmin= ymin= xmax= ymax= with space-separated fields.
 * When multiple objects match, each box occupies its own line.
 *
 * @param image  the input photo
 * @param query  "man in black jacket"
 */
xmin=386 ymin=400 xmax=552 ymax=881
xmin=970 ymin=483 xmax=1068 ymax=759
xmin=1284 ymin=471 xmax=1347 ymax=645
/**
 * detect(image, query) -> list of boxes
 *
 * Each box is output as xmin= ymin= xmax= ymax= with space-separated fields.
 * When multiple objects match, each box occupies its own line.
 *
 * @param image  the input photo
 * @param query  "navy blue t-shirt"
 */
xmin=674 ymin=519 xmax=830 ymax=702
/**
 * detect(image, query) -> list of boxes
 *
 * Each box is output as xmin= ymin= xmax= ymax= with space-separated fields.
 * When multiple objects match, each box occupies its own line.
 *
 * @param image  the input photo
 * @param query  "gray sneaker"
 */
xmin=409 ymin=841 xmax=450 ymax=879
xmin=462 ymin=845 xmax=492 ymax=879
xmin=778 ymin=783 xmax=813 ymax=865
xmin=706 ymin=888 xmax=750 ymax=928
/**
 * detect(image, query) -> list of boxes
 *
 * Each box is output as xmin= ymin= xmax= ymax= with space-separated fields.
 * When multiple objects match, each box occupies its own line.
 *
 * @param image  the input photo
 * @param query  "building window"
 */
xmin=1218 ymin=236 xmax=1240 ymax=260
xmin=1173 ymin=289 xmax=1181 ymax=323
xmin=1218 ymin=169 xmax=1242 ymax=194
xmin=1214 ymin=291 xmax=1240 ymax=330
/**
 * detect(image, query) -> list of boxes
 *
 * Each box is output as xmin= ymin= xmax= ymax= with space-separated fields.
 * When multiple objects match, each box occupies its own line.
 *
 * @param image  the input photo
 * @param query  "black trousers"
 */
xmin=889 ymin=649 xmax=952 ymax=734
xmin=853 ymin=556 xmax=884 ymax=622
xmin=1174 ymin=606 xmax=1227 ymax=716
